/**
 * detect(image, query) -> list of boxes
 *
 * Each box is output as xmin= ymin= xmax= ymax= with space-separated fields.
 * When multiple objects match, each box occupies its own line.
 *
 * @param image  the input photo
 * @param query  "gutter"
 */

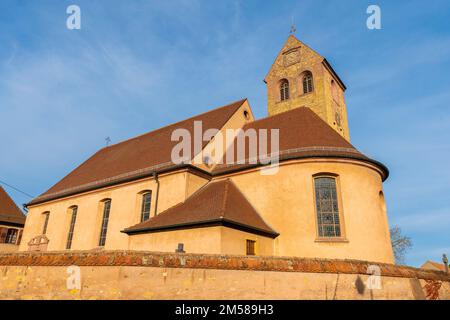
xmin=152 ymin=171 xmax=160 ymax=217
xmin=27 ymin=153 xmax=389 ymax=207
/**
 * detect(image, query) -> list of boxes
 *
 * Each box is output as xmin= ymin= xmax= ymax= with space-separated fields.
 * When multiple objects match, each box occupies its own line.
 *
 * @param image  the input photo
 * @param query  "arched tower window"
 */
xmin=314 ymin=176 xmax=342 ymax=238
xmin=302 ymin=71 xmax=314 ymax=94
xmin=280 ymin=79 xmax=290 ymax=101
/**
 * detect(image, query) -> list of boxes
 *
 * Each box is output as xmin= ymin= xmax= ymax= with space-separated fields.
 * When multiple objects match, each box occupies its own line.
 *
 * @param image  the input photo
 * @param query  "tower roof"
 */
xmin=123 ymin=179 xmax=278 ymax=237
xmin=264 ymin=35 xmax=346 ymax=90
xmin=0 ymin=186 xmax=26 ymax=226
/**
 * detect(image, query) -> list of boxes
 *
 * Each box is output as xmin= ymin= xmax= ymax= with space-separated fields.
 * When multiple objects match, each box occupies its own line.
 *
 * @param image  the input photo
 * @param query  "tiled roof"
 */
xmin=123 ymin=179 xmax=278 ymax=237
xmin=29 ymin=101 xmax=388 ymax=206
xmin=212 ymin=106 xmax=387 ymax=178
xmin=422 ymin=260 xmax=447 ymax=272
xmin=0 ymin=186 xmax=26 ymax=226
xmin=29 ymin=99 xmax=247 ymax=205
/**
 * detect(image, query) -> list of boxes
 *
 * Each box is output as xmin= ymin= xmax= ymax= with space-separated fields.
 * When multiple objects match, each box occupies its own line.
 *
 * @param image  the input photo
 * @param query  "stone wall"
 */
xmin=0 ymin=251 xmax=448 ymax=300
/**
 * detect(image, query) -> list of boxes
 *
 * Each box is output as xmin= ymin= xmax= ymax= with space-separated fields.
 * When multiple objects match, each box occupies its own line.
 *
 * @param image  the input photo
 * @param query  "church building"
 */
xmin=20 ymin=36 xmax=394 ymax=264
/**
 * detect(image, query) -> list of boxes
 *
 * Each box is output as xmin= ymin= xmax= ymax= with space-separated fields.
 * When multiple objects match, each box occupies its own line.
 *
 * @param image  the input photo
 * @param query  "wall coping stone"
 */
xmin=0 ymin=250 xmax=448 ymax=282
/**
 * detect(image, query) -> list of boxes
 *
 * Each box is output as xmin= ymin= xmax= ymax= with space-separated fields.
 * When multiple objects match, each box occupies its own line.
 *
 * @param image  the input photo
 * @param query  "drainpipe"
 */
xmin=153 ymin=172 xmax=160 ymax=217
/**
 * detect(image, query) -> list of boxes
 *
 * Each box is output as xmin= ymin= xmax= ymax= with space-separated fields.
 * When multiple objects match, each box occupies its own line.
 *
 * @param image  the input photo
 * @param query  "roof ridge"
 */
xmin=100 ymin=98 xmax=247 ymax=151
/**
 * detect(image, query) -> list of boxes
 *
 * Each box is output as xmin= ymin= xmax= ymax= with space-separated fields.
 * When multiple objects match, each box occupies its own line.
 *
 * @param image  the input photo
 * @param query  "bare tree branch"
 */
xmin=390 ymin=225 xmax=412 ymax=265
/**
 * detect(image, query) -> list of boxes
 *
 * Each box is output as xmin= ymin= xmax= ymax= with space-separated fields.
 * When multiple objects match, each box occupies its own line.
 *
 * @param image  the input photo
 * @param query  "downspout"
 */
xmin=153 ymin=172 xmax=160 ymax=217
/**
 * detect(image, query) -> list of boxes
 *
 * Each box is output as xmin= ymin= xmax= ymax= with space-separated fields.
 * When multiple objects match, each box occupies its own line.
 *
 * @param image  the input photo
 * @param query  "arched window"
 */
xmin=66 ymin=206 xmax=78 ymax=250
xmin=314 ymin=176 xmax=341 ymax=238
xmin=98 ymin=199 xmax=111 ymax=247
xmin=302 ymin=72 xmax=314 ymax=94
xmin=280 ymin=79 xmax=290 ymax=101
xmin=42 ymin=211 xmax=50 ymax=235
xmin=140 ymin=191 xmax=152 ymax=222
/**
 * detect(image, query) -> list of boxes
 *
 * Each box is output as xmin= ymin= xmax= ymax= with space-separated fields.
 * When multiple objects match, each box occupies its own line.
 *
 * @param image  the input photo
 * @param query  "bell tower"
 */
xmin=265 ymin=35 xmax=350 ymax=141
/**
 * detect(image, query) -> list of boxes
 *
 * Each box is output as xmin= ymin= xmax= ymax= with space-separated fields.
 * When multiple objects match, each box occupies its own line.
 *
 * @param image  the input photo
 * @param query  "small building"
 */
xmin=421 ymin=260 xmax=448 ymax=272
xmin=0 ymin=186 xmax=26 ymax=252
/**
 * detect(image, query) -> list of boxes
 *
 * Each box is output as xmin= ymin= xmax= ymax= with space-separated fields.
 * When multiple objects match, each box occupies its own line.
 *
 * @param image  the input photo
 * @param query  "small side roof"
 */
xmin=421 ymin=260 xmax=447 ymax=272
xmin=0 ymin=186 xmax=26 ymax=226
xmin=123 ymin=179 xmax=278 ymax=238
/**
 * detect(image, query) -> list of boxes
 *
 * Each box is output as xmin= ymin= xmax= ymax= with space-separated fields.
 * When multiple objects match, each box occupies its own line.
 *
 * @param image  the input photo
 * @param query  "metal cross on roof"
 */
xmin=290 ymin=16 xmax=297 ymax=34
xmin=290 ymin=24 xmax=297 ymax=34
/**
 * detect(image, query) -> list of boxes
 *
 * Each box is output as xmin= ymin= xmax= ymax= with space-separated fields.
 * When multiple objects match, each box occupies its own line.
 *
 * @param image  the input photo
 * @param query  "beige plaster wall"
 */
xmin=128 ymin=226 xmax=275 ymax=256
xmin=220 ymin=228 xmax=274 ymax=256
xmin=20 ymin=170 xmax=196 ymax=252
xmin=20 ymin=157 xmax=393 ymax=265
xmin=128 ymin=227 xmax=222 ymax=254
xmin=0 ymin=244 xmax=19 ymax=252
xmin=221 ymin=159 xmax=394 ymax=264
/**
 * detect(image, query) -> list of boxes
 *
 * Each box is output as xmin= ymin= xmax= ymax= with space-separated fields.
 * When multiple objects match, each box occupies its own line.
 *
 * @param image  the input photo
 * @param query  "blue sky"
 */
xmin=0 ymin=0 xmax=449 ymax=267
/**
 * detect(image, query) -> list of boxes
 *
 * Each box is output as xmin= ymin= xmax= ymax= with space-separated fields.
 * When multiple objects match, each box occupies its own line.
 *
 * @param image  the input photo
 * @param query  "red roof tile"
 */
xmin=0 ymin=186 xmax=26 ymax=226
xmin=123 ymin=179 xmax=278 ymax=237
xmin=212 ymin=106 xmax=388 ymax=179
xmin=29 ymin=99 xmax=246 ymax=205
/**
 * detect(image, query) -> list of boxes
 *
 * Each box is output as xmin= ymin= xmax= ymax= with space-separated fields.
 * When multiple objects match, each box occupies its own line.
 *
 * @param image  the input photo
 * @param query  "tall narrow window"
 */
xmin=140 ymin=191 xmax=152 ymax=222
xmin=42 ymin=212 xmax=50 ymax=235
xmin=98 ymin=200 xmax=111 ymax=247
xmin=246 ymin=240 xmax=256 ymax=256
xmin=302 ymin=72 xmax=314 ymax=94
xmin=314 ymin=177 xmax=341 ymax=238
xmin=280 ymin=79 xmax=290 ymax=101
xmin=5 ymin=229 xmax=18 ymax=244
xmin=66 ymin=206 xmax=78 ymax=249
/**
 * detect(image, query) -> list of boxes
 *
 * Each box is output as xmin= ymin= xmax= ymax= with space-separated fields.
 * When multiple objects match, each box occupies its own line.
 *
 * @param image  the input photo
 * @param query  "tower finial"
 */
xmin=290 ymin=16 xmax=297 ymax=34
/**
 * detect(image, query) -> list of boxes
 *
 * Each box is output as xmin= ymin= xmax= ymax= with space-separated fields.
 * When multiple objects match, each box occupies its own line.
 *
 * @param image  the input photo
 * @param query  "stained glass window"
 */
xmin=314 ymin=177 xmax=341 ymax=237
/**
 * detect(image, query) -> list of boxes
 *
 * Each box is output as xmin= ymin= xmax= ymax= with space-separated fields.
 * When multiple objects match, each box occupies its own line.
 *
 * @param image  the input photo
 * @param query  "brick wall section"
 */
xmin=0 ymin=250 xmax=448 ymax=281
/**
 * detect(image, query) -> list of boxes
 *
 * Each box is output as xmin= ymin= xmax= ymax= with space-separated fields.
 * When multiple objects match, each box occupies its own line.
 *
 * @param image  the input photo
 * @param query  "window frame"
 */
xmin=140 ymin=191 xmax=152 ymax=222
xmin=66 ymin=206 xmax=78 ymax=250
xmin=5 ymin=228 xmax=18 ymax=244
xmin=279 ymin=79 xmax=290 ymax=101
xmin=42 ymin=211 xmax=50 ymax=235
xmin=302 ymin=71 xmax=314 ymax=94
xmin=312 ymin=174 xmax=347 ymax=241
xmin=98 ymin=199 xmax=112 ymax=247
xmin=246 ymin=239 xmax=256 ymax=256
